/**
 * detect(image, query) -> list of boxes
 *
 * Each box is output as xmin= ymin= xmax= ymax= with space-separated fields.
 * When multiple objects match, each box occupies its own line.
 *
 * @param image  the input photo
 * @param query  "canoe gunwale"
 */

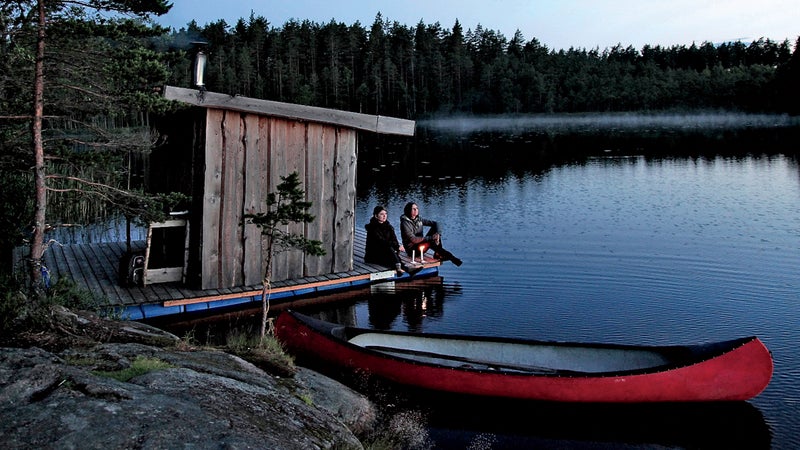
xmin=294 ymin=311 xmax=760 ymax=377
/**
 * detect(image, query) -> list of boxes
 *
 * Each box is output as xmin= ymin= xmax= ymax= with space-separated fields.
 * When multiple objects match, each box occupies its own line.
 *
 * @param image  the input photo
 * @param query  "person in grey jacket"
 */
xmin=399 ymin=202 xmax=462 ymax=266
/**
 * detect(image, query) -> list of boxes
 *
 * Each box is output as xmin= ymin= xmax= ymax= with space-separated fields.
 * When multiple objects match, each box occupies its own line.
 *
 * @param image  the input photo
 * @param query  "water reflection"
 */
xmin=364 ymin=276 xmax=449 ymax=331
xmin=358 ymin=124 xmax=800 ymax=196
xmin=422 ymin=396 xmax=771 ymax=449
xmin=148 ymin=275 xmax=454 ymax=343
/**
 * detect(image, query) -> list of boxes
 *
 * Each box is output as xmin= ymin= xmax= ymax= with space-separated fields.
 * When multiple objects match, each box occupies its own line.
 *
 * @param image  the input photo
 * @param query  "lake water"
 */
xmin=143 ymin=115 xmax=799 ymax=449
xmin=311 ymin=121 xmax=799 ymax=449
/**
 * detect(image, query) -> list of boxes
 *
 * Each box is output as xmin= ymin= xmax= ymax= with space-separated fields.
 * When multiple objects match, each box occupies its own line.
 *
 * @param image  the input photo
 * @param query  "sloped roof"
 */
xmin=163 ymin=86 xmax=415 ymax=136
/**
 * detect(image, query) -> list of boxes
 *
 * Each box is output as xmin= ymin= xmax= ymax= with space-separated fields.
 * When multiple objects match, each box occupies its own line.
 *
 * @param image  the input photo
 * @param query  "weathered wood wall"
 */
xmin=200 ymin=108 xmax=355 ymax=290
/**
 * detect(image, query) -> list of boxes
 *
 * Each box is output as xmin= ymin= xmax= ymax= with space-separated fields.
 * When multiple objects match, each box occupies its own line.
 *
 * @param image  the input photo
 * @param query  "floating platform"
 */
xmin=13 ymin=228 xmax=440 ymax=320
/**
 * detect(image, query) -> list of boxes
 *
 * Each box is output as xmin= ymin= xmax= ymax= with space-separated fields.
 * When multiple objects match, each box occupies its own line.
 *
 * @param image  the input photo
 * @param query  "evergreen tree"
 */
xmin=1 ymin=0 xmax=174 ymax=299
xmin=243 ymin=172 xmax=325 ymax=342
xmin=178 ymin=12 xmax=796 ymax=117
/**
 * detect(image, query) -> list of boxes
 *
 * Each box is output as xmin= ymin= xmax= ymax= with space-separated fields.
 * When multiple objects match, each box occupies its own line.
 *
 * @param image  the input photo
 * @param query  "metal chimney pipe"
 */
xmin=193 ymin=50 xmax=207 ymax=90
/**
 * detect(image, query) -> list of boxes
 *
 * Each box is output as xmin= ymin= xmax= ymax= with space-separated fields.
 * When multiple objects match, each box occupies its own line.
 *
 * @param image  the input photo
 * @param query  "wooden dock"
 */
xmin=13 ymin=228 xmax=440 ymax=320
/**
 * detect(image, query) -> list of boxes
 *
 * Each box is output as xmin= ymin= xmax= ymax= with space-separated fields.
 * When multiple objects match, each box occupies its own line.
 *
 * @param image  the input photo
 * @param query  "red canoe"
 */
xmin=275 ymin=310 xmax=773 ymax=403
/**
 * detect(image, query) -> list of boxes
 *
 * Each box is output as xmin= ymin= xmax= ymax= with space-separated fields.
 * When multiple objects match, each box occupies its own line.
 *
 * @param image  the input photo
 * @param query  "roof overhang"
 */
xmin=163 ymin=85 xmax=415 ymax=136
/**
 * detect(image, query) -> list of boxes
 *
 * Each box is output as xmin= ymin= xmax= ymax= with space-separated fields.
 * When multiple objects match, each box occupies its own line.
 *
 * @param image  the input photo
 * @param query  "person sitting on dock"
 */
xmin=364 ymin=205 xmax=408 ymax=276
xmin=400 ymin=202 xmax=462 ymax=266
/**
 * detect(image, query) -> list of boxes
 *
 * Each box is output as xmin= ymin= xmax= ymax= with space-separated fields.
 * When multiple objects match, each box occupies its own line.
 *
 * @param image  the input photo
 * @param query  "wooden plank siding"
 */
xmin=202 ymin=108 xmax=224 ymax=289
xmin=333 ymin=129 xmax=357 ymax=272
xmin=199 ymin=108 xmax=358 ymax=290
xmin=269 ymin=117 xmax=306 ymax=282
xmin=241 ymin=115 xmax=266 ymax=286
xmin=15 ymin=227 xmax=440 ymax=320
xmin=304 ymin=120 xmax=332 ymax=276
xmin=221 ymin=110 xmax=245 ymax=287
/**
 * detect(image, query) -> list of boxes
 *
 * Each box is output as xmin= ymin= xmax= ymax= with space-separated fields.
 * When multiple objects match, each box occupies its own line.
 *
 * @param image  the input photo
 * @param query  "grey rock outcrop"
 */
xmin=1 ymin=331 xmax=376 ymax=449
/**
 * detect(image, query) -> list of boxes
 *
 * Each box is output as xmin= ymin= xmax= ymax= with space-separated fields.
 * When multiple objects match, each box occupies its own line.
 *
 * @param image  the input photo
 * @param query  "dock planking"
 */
xmin=18 ymin=227 xmax=440 ymax=319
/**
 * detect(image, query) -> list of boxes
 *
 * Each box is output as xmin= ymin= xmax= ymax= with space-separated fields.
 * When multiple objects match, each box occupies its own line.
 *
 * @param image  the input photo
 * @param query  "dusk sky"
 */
xmin=156 ymin=0 xmax=799 ymax=51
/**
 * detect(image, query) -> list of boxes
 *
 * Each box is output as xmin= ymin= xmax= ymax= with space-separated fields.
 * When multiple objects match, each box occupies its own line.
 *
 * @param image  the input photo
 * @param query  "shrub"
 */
xmin=225 ymin=328 xmax=296 ymax=377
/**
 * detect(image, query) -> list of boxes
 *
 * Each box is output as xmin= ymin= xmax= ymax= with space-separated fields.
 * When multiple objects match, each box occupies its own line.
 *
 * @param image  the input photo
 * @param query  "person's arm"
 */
xmin=388 ymin=224 xmax=402 ymax=252
xmin=420 ymin=217 xmax=441 ymax=238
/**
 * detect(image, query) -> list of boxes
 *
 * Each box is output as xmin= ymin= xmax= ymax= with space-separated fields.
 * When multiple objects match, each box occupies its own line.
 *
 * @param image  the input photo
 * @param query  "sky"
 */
xmin=156 ymin=0 xmax=799 ymax=51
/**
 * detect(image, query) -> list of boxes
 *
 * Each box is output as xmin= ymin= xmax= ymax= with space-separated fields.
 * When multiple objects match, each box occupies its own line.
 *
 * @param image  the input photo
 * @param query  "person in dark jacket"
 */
xmin=399 ymin=202 xmax=462 ymax=266
xmin=364 ymin=205 xmax=407 ymax=275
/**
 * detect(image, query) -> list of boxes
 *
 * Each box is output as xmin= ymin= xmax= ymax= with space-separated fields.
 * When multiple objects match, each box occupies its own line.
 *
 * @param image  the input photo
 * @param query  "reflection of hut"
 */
xmin=147 ymin=86 xmax=415 ymax=290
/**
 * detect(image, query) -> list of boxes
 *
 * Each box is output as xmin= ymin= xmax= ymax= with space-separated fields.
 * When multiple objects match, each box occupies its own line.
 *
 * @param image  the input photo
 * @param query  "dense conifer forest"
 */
xmin=163 ymin=13 xmax=800 ymax=118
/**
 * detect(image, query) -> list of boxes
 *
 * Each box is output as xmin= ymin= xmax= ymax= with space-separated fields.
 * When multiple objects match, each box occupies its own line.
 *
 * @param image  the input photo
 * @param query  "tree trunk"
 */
xmin=259 ymin=237 xmax=275 ymax=342
xmin=29 ymin=0 xmax=47 ymax=300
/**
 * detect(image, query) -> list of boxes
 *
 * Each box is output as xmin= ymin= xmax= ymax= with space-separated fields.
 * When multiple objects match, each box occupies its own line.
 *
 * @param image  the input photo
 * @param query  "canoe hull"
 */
xmin=275 ymin=311 xmax=772 ymax=403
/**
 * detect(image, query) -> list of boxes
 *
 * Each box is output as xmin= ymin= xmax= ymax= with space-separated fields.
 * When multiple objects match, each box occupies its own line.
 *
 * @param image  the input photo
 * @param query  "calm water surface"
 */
xmin=144 ymin=122 xmax=798 ymax=448
xmin=306 ymin=129 xmax=799 ymax=449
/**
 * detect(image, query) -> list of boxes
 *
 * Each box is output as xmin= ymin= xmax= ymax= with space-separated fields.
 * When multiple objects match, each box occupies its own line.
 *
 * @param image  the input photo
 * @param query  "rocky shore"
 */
xmin=0 ymin=306 xmax=383 ymax=449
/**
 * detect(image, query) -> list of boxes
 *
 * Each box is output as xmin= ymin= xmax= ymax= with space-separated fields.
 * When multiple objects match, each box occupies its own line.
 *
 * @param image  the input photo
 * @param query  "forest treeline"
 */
xmin=163 ymin=13 xmax=800 ymax=118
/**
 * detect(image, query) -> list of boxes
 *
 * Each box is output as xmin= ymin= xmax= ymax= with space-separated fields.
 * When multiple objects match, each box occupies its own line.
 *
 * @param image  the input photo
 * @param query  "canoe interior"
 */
xmin=331 ymin=325 xmax=751 ymax=376
xmin=348 ymin=333 xmax=677 ymax=374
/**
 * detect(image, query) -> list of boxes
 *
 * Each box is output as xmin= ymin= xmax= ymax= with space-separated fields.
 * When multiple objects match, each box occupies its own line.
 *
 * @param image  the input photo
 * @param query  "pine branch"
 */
xmin=45 ymin=175 xmax=137 ymax=197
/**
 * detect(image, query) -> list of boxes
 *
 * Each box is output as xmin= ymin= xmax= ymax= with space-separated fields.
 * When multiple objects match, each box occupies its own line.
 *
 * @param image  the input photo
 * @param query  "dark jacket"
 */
xmin=364 ymin=217 xmax=402 ymax=266
xmin=399 ymin=214 xmax=440 ymax=249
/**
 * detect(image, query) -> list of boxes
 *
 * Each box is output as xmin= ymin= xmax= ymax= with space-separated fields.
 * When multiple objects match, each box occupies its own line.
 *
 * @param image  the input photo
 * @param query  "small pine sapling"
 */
xmin=243 ymin=172 xmax=325 ymax=342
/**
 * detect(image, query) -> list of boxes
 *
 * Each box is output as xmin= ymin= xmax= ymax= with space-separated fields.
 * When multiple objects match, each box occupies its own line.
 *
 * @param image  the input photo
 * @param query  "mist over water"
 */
xmin=418 ymin=112 xmax=800 ymax=134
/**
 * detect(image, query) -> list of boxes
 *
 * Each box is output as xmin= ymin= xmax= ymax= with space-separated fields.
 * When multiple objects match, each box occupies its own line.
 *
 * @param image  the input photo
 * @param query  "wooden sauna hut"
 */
xmin=143 ymin=86 xmax=415 ymax=291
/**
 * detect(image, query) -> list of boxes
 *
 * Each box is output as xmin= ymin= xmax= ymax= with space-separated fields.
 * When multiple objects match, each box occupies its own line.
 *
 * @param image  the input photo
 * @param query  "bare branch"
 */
xmin=59 ymin=83 xmax=114 ymax=102
xmin=45 ymin=175 xmax=141 ymax=198
xmin=59 ymin=0 xmax=128 ymax=14
xmin=0 ymin=115 xmax=59 ymax=120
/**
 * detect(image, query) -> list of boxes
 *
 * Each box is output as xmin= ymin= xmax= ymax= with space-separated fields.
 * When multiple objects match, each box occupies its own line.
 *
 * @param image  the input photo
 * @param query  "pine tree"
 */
xmin=1 ymin=0 xmax=173 ymax=300
xmin=243 ymin=172 xmax=325 ymax=342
